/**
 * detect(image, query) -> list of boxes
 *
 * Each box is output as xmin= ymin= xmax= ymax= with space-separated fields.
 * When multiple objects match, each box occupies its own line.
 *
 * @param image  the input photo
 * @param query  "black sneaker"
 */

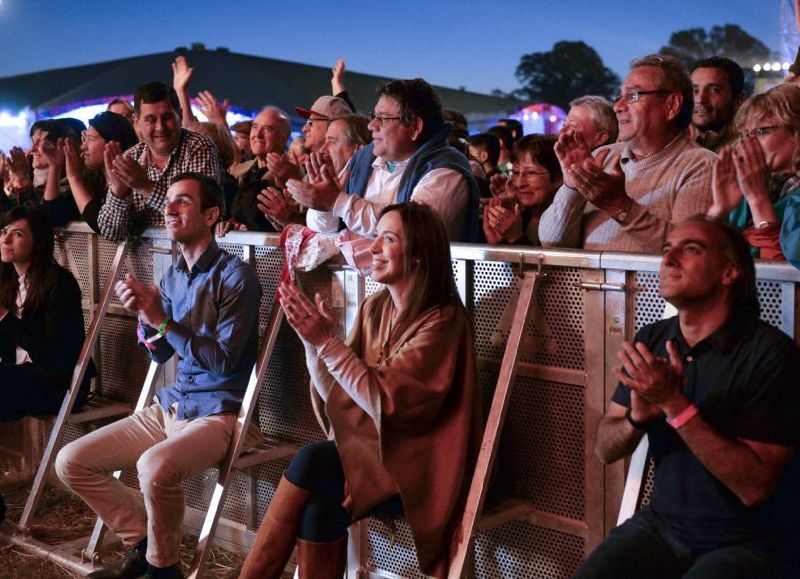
xmin=145 ymin=564 xmax=183 ymax=578
xmin=88 ymin=543 xmax=148 ymax=579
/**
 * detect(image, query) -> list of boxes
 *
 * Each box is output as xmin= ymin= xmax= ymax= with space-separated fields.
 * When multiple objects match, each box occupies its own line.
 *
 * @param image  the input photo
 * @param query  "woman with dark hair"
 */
xmin=240 ymin=202 xmax=483 ymax=579
xmin=59 ymin=111 xmax=138 ymax=231
xmin=0 ymin=206 xmax=90 ymax=520
xmin=483 ymin=134 xmax=562 ymax=246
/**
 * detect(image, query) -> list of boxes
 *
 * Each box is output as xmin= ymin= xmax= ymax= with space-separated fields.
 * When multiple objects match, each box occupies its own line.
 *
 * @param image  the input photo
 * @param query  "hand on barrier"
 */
xmin=215 ymin=219 xmax=246 ymax=238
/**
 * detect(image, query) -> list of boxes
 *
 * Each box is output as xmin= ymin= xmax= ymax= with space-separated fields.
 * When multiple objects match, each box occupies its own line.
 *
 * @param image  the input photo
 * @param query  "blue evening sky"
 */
xmin=0 ymin=0 xmax=784 ymax=94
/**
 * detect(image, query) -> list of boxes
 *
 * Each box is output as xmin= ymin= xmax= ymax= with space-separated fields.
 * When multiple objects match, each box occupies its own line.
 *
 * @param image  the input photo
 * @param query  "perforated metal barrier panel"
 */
xmin=5 ymin=228 xmax=799 ymax=579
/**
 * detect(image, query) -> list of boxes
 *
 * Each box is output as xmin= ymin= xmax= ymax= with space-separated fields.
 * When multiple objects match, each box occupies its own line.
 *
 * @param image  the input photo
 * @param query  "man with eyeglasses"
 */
xmin=539 ymin=54 xmax=715 ymax=253
xmin=286 ymin=78 xmax=481 ymax=242
xmin=296 ymin=96 xmax=353 ymax=155
xmin=97 ymin=82 xmax=222 ymax=241
xmin=690 ymin=57 xmax=745 ymax=153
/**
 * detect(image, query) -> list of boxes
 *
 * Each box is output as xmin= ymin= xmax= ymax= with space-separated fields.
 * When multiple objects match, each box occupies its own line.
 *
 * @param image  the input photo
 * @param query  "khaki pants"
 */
xmin=56 ymin=403 xmax=237 ymax=567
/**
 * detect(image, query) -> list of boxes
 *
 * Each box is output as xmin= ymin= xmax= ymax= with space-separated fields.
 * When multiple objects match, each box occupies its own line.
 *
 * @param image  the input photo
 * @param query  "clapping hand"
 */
xmin=565 ymin=149 xmax=628 ymax=214
xmin=614 ymin=340 xmax=688 ymax=417
xmin=554 ymin=130 xmax=593 ymax=190
xmin=278 ymin=281 xmax=334 ymax=347
xmin=285 ymin=152 xmax=342 ymax=211
xmin=266 ymin=152 xmax=302 ymax=188
xmin=708 ymin=146 xmax=743 ymax=219
xmin=257 ymin=186 xmax=296 ymax=227
xmin=115 ymin=273 xmax=166 ymax=328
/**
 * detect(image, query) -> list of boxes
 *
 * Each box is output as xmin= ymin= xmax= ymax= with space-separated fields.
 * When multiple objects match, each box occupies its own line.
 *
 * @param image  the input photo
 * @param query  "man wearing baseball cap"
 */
xmin=295 ymin=95 xmax=353 ymax=154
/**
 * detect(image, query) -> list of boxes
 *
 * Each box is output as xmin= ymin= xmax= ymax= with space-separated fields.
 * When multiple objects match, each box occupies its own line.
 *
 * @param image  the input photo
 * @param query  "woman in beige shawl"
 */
xmin=240 ymin=202 xmax=482 ymax=579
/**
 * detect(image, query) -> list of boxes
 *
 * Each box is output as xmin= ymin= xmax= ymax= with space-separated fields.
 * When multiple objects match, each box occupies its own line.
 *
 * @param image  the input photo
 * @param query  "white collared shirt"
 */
xmin=333 ymin=156 xmax=469 ymax=239
xmin=15 ymin=275 xmax=31 ymax=365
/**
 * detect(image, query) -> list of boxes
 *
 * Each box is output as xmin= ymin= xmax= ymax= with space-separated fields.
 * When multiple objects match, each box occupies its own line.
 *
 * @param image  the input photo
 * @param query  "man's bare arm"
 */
xmin=673 ymin=415 xmax=795 ymax=506
xmin=621 ymin=339 xmax=796 ymax=506
xmin=595 ymin=401 xmax=645 ymax=464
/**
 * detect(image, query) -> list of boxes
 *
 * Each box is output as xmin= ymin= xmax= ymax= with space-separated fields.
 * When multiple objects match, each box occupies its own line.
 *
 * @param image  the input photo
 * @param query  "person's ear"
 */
xmin=664 ymin=93 xmax=683 ymax=122
xmin=410 ymin=117 xmax=424 ymax=141
xmin=593 ymin=131 xmax=610 ymax=149
xmin=721 ymin=263 xmax=740 ymax=287
xmin=205 ymin=206 xmax=220 ymax=227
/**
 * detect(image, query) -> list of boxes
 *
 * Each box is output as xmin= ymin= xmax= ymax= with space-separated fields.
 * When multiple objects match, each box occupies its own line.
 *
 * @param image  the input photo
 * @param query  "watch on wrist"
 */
xmin=625 ymin=407 xmax=651 ymax=430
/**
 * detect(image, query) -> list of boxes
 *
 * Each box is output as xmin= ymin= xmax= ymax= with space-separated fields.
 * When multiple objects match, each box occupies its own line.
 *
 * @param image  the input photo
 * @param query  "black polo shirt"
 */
xmin=612 ymin=314 xmax=800 ymax=552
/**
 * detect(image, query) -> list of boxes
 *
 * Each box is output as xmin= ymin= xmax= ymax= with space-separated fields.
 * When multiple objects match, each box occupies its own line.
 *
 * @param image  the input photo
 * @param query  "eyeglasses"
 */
xmin=743 ymin=125 xmax=782 ymax=138
xmin=510 ymin=169 xmax=550 ymax=179
xmin=613 ymin=89 xmax=672 ymax=104
xmin=305 ymin=117 xmax=330 ymax=127
xmin=368 ymin=112 xmax=402 ymax=126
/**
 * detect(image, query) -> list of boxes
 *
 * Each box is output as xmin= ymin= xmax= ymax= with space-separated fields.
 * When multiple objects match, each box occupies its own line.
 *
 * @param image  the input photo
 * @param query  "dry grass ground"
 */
xmin=0 ymin=484 xmax=270 ymax=578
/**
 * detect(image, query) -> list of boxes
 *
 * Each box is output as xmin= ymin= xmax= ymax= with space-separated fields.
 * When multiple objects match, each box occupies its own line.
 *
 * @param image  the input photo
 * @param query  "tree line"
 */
xmin=498 ymin=24 xmax=775 ymax=109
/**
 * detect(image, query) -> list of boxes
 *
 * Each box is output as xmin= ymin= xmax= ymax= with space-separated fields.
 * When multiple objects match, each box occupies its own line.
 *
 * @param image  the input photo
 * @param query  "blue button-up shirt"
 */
xmin=140 ymin=241 xmax=261 ymax=420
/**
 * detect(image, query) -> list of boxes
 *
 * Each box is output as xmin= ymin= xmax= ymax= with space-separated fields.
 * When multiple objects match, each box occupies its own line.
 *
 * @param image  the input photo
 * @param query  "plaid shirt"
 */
xmin=97 ymin=129 xmax=221 ymax=241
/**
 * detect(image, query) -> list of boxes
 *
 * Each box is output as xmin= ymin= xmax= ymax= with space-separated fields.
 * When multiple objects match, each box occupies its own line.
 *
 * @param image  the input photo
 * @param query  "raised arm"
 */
xmin=172 ymin=56 xmax=198 ymax=127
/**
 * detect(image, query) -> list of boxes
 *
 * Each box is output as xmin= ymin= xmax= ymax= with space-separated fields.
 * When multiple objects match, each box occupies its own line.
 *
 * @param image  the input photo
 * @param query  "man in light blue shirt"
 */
xmin=57 ymin=172 xmax=261 ymax=579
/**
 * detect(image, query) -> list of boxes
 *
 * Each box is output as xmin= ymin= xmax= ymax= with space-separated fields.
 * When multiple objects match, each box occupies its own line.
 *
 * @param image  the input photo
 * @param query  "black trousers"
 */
xmin=0 ymin=315 xmax=66 ymax=423
xmin=285 ymin=440 xmax=404 ymax=542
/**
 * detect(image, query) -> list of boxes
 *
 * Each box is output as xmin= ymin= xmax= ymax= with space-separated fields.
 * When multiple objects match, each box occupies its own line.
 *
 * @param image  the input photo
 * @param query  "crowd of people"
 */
xmin=0 ymin=51 xmax=797 ymax=579
xmin=3 ymin=53 xmax=800 ymax=263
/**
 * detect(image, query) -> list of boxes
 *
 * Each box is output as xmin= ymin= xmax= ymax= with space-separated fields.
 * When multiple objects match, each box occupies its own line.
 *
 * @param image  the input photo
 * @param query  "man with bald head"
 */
xmin=577 ymin=218 xmax=800 ymax=578
xmin=228 ymin=106 xmax=292 ymax=231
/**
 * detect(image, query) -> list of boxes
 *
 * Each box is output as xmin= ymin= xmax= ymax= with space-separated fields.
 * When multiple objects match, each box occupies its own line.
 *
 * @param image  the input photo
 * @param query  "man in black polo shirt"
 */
xmin=576 ymin=217 xmax=800 ymax=578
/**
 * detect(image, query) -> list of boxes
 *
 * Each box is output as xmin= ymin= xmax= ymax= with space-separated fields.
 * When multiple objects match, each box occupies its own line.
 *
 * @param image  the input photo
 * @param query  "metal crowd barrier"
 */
xmin=1 ymin=222 xmax=798 ymax=578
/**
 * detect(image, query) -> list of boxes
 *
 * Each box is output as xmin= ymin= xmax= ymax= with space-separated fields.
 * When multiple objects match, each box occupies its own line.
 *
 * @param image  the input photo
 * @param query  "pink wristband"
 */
xmin=667 ymin=403 xmax=699 ymax=429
